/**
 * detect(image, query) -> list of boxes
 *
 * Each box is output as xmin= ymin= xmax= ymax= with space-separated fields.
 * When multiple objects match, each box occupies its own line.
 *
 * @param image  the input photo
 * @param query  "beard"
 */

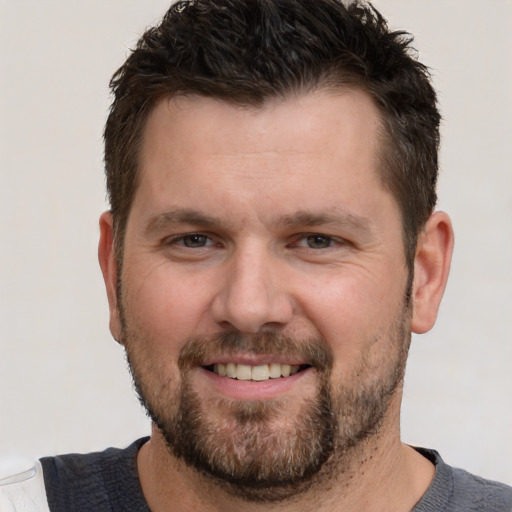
xmin=121 ymin=306 xmax=411 ymax=502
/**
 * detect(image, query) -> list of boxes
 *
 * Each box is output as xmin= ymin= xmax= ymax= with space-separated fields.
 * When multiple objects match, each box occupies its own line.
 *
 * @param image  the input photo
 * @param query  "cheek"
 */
xmin=121 ymin=260 xmax=214 ymax=348
xmin=299 ymin=273 xmax=391 ymax=330
xmin=296 ymin=268 xmax=407 ymax=365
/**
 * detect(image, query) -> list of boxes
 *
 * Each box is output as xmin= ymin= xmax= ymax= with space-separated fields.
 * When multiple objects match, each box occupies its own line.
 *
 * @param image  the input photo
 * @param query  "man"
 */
xmin=1 ymin=0 xmax=510 ymax=510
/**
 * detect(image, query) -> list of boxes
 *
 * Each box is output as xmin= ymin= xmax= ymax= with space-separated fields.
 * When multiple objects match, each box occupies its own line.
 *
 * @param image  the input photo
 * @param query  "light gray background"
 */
xmin=1 ymin=0 xmax=511 ymax=485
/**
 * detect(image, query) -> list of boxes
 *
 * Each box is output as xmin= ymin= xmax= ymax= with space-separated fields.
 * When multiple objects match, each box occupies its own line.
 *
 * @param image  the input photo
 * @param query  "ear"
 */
xmin=98 ymin=211 xmax=123 ymax=343
xmin=411 ymin=211 xmax=454 ymax=334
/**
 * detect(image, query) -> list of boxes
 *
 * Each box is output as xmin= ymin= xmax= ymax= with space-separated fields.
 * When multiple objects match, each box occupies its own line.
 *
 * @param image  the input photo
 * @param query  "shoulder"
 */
xmin=1 ymin=438 xmax=149 ymax=512
xmin=40 ymin=437 xmax=149 ymax=512
xmin=0 ymin=458 xmax=50 ymax=512
xmin=40 ymin=437 xmax=148 ymax=482
xmin=413 ymin=447 xmax=512 ymax=512
xmin=451 ymin=466 xmax=512 ymax=511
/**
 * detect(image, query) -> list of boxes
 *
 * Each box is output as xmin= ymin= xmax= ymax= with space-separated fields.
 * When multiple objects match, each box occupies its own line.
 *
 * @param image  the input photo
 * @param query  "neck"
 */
xmin=137 ymin=397 xmax=434 ymax=512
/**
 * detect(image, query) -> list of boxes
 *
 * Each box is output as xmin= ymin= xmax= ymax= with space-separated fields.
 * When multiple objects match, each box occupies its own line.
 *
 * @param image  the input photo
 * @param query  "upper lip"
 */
xmin=201 ymin=354 xmax=310 ymax=367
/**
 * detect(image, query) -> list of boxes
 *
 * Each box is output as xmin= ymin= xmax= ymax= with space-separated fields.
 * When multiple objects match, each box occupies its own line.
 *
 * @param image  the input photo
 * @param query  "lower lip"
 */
xmin=197 ymin=366 xmax=315 ymax=400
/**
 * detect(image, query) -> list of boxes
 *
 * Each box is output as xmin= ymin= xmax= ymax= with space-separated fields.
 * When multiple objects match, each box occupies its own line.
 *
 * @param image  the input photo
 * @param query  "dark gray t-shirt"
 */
xmin=412 ymin=447 xmax=512 ymax=511
xmin=39 ymin=438 xmax=512 ymax=511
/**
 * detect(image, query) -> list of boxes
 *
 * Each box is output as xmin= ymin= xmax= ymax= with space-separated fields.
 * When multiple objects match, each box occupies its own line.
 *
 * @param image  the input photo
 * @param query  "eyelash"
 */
xmin=292 ymin=233 xmax=341 ymax=249
xmin=167 ymin=233 xmax=214 ymax=248
xmin=166 ymin=232 xmax=345 ymax=250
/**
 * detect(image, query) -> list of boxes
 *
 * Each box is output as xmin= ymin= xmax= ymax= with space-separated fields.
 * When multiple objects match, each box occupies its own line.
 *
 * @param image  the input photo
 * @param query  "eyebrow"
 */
xmin=145 ymin=208 xmax=221 ymax=235
xmin=278 ymin=210 xmax=372 ymax=232
xmin=144 ymin=207 xmax=373 ymax=235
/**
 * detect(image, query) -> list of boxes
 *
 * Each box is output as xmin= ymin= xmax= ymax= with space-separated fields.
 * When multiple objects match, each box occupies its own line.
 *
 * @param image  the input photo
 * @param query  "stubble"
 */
xmin=123 ymin=309 xmax=411 ymax=502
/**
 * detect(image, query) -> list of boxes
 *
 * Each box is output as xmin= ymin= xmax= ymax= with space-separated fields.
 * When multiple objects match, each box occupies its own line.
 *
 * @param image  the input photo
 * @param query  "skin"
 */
xmin=99 ymin=89 xmax=454 ymax=511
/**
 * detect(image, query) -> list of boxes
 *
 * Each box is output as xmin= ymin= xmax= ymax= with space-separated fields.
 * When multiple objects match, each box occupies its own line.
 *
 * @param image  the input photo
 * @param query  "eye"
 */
xmin=304 ymin=234 xmax=334 ymax=249
xmin=286 ymin=232 xmax=350 ymax=259
xmin=288 ymin=233 xmax=343 ymax=250
xmin=171 ymin=233 xmax=212 ymax=248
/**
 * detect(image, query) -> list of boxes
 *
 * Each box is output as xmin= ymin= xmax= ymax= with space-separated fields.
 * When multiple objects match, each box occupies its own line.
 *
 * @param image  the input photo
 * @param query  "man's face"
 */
xmin=115 ymin=91 xmax=412 ymax=498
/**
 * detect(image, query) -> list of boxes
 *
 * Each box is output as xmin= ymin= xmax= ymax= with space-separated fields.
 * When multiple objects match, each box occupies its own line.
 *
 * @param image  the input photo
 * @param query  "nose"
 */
xmin=211 ymin=244 xmax=294 ymax=333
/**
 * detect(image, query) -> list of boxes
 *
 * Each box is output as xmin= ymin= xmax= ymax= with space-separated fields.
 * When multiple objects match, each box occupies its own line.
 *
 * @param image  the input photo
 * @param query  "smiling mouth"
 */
xmin=203 ymin=363 xmax=312 ymax=381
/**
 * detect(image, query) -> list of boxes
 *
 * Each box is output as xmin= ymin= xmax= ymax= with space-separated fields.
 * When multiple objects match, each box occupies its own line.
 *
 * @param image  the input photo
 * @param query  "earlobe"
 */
xmin=98 ymin=211 xmax=123 ymax=343
xmin=411 ymin=211 xmax=454 ymax=334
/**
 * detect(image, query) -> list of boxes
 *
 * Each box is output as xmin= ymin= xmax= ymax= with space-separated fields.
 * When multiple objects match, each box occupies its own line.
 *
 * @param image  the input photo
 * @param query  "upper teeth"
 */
xmin=213 ymin=363 xmax=301 ymax=381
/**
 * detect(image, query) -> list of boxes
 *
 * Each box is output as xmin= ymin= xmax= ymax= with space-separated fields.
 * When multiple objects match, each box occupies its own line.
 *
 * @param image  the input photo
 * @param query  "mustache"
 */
xmin=178 ymin=330 xmax=334 ymax=372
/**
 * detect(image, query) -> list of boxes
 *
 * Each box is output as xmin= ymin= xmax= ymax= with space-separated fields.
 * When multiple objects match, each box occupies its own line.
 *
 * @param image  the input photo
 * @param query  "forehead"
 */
xmin=140 ymin=89 xmax=383 ymax=175
xmin=145 ymin=88 xmax=382 ymax=142
xmin=133 ymin=90 xmax=393 ymax=230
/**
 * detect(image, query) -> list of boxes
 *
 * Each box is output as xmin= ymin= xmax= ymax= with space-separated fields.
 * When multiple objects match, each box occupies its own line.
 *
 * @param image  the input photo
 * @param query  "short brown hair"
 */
xmin=104 ymin=0 xmax=440 ymax=268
